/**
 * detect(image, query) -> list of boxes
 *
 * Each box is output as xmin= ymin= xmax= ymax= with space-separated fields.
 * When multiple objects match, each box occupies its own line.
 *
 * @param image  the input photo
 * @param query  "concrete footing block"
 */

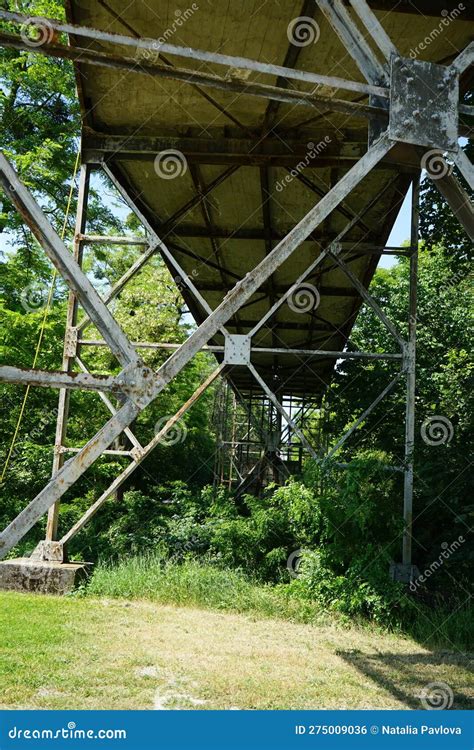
xmin=0 ymin=558 xmax=91 ymax=595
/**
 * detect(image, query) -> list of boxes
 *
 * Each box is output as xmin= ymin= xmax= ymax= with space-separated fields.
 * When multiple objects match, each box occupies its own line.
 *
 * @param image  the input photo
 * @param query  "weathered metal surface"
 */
xmin=78 ymin=339 xmax=402 ymax=360
xmin=7 ymin=2 xmax=466 ymax=394
xmin=452 ymin=41 xmax=474 ymax=73
xmin=315 ymin=0 xmax=389 ymax=84
xmin=0 ymin=154 xmax=140 ymax=369
xmin=0 ymin=10 xmax=388 ymax=97
xmin=389 ymin=57 xmax=458 ymax=151
xmin=432 ymin=170 xmax=474 ymax=241
xmin=224 ymin=335 xmax=252 ymax=366
xmin=453 ymin=149 xmax=474 ymax=191
xmin=349 ymin=0 xmax=398 ymax=60
xmin=0 ymin=31 xmax=387 ymax=121
xmin=47 ymin=164 xmax=90 ymax=542
xmin=82 ymin=131 xmax=370 ymax=166
xmin=75 ymin=356 xmax=143 ymax=452
xmin=0 ymin=366 xmax=117 ymax=393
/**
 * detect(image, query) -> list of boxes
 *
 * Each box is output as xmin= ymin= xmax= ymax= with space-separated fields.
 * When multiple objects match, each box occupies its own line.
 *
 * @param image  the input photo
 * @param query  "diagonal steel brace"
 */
xmin=0 ymin=135 xmax=392 ymax=559
xmin=0 ymin=152 xmax=140 ymax=369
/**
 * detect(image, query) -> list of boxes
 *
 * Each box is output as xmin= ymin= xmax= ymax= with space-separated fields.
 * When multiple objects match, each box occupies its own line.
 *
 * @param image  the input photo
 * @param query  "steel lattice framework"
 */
xmin=0 ymin=1 xmax=472 ymax=583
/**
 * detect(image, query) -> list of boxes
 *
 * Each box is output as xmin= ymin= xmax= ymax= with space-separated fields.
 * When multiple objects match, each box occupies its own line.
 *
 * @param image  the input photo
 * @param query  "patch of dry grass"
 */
xmin=0 ymin=592 xmax=471 ymax=710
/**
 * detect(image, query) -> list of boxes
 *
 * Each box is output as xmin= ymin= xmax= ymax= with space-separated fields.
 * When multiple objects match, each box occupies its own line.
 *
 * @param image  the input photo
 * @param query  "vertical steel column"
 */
xmin=402 ymin=178 xmax=419 ymax=567
xmin=45 ymin=165 xmax=90 ymax=541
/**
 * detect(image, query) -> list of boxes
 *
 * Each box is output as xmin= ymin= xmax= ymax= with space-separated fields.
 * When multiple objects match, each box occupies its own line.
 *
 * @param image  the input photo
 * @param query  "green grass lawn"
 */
xmin=0 ymin=591 xmax=472 ymax=710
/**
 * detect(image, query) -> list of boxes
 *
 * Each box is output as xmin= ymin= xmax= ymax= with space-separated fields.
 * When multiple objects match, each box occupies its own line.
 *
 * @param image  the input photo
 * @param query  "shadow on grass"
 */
xmin=337 ymin=650 xmax=474 ymax=709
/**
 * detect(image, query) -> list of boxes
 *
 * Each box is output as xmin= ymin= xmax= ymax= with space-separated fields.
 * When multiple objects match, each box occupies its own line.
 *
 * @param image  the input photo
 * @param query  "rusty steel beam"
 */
xmin=60 ymin=365 xmax=225 ymax=545
xmin=47 ymin=163 xmax=90 ymax=542
xmin=0 ymin=31 xmax=387 ymax=122
xmin=0 ymin=366 xmax=118 ymax=393
xmin=0 ymin=11 xmax=388 ymax=98
xmin=0 ymin=153 xmax=140 ymax=369
xmin=432 ymin=168 xmax=474 ymax=241
xmin=348 ymin=0 xmax=398 ymax=61
xmin=315 ymin=0 xmax=389 ymax=85
xmin=82 ymin=130 xmax=368 ymax=166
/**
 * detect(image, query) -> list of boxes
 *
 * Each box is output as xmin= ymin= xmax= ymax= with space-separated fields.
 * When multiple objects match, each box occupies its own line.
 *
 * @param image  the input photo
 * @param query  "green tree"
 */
xmin=324 ymin=246 xmax=473 ymax=582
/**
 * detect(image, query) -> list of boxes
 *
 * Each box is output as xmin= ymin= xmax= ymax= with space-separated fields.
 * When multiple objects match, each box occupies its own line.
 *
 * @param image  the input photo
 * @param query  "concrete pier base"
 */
xmin=0 ymin=558 xmax=90 ymax=595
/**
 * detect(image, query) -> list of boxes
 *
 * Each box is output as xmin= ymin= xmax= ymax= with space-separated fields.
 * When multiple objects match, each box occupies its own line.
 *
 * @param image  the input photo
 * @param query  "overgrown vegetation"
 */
xmin=77 ymin=451 xmax=471 ymax=651
xmin=0 ymin=0 xmax=472 ymax=657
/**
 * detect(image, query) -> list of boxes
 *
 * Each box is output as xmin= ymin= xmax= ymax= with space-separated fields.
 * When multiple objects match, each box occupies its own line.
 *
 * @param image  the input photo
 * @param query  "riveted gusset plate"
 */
xmin=389 ymin=56 xmax=458 ymax=152
xmin=224 ymin=335 xmax=251 ymax=365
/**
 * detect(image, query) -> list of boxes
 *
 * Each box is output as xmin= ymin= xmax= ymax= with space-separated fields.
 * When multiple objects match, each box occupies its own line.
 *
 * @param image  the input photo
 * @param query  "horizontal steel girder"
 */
xmin=0 ymin=366 xmax=118 ymax=393
xmin=0 ymin=10 xmax=388 ymax=98
xmin=0 ymin=31 xmax=386 ymax=122
xmin=82 ymin=131 xmax=368 ymax=166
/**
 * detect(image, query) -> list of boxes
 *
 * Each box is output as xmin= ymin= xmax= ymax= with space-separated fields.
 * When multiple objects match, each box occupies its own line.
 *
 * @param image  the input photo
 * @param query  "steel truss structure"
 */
xmin=0 ymin=2 xmax=473 ymax=581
